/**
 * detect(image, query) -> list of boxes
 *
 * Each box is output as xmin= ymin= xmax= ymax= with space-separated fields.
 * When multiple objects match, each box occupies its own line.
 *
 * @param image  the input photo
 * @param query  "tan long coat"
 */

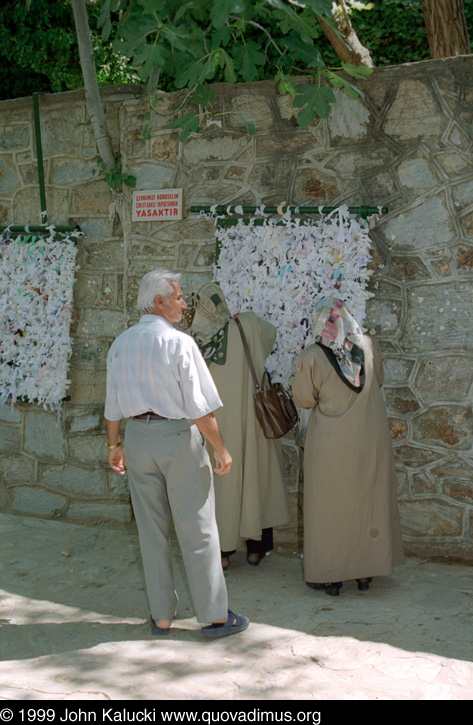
xmin=292 ymin=336 xmax=404 ymax=583
xmin=208 ymin=311 xmax=291 ymax=551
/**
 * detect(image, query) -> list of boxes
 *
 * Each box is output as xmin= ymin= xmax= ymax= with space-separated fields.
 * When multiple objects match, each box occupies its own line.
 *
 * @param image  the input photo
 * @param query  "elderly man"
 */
xmin=104 ymin=269 xmax=249 ymax=638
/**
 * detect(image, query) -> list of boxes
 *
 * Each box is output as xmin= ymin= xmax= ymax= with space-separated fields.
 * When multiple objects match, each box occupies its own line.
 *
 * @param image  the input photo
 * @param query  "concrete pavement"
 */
xmin=0 ymin=513 xmax=472 ymax=701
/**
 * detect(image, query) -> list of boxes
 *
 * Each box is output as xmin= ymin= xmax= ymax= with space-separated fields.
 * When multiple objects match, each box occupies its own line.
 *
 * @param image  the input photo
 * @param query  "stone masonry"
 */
xmin=0 ymin=57 xmax=472 ymax=559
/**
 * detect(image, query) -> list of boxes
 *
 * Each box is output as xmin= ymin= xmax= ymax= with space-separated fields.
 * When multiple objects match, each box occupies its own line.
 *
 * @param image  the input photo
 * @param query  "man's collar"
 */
xmin=139 ymin=314 xmax=174 ymax=327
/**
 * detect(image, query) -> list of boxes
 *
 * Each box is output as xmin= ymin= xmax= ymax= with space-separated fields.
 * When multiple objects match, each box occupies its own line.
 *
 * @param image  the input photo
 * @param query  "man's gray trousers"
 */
xmin=124 ymin=418 xmax=228 ymax=623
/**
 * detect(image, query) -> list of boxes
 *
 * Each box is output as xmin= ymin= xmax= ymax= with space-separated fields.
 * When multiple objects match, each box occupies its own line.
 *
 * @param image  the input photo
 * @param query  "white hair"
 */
xmin=137 ymin=269 xmax=182 ymax=313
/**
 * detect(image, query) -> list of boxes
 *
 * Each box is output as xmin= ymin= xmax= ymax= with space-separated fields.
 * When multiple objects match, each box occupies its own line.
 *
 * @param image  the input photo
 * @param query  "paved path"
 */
xmin=0 ymin=514 xmax=472 ymax=701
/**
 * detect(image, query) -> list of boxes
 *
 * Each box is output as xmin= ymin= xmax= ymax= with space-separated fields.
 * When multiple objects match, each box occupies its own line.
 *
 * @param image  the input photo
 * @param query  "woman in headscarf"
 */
xmin=190 ymin=282 xmax=291 ymax=570
xmin=292 ymin=297 xmax=404 ymax=596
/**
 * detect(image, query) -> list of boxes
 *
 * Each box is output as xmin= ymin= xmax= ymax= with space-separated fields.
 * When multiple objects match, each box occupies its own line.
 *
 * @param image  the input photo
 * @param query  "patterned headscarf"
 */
xmin=190 ymin=283 xmax=231 ymax=365
xmin=313 ymin=297 xmax=365 ymax=389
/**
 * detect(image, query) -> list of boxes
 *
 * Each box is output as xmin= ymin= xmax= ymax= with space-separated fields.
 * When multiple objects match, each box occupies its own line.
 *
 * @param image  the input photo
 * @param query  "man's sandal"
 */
xmin=201 ymin=610 xmax=249 ymax=638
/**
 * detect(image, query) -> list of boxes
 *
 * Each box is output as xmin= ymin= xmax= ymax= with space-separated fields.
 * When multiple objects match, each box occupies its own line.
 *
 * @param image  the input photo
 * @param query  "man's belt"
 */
xmin=131 ymin=413 xmax=170 ymax=420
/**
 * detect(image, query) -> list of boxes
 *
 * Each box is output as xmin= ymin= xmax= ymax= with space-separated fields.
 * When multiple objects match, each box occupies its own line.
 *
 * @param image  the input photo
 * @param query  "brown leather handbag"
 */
xmin=234 ymin=317 xmax=298 ymax=439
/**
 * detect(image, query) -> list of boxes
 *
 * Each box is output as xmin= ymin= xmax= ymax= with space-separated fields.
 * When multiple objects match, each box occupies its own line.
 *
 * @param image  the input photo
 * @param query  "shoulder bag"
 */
xmin=234 ymin=316 xmax=298 ymax=439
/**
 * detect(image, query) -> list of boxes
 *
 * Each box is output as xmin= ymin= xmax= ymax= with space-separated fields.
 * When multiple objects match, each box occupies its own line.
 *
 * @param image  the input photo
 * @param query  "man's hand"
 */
xmin=108 ymin=444 xmax=126 ymax=475
xmin=193 ymin=411 xmax=232 ymax=476
xmin=105 ymin=418 xmax=126 ymax=474
xmin=213 ymin=448 xmax=232 ymax=476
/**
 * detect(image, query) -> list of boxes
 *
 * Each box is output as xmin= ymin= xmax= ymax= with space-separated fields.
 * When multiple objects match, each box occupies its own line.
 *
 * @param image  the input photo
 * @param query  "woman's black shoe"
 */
xmin=306 ymin=582 xmax=327 ymax=590
xmin=247 ymin=552 xmax=265 ymax=566
xmin=356 ymin=577 xmax=373 ymax=591
xmin=325 ymin=582 xmax=343 ymax=596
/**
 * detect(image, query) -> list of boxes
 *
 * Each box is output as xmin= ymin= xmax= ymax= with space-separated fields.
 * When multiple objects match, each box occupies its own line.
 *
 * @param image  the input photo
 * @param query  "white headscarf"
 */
xmin=313 ymin=297 xmax=365 ymax=389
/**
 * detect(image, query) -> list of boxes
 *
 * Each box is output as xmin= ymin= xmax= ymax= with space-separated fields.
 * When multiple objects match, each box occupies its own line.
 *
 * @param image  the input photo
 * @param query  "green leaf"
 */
xmin=169 ymin=110 xmax=202 ymax=141
xmin=292 ymin=83 xmax=315 ymax=108
xmin=162 ymin=22 xmax=200 ymax=53
xmin=343 ymin=83 xmax=363 ymax=100
xmin=271 ymin=4 xmax=320 ymax=40
xmin=112 ymin=26 xmax=147 ymax=58
xmin=299 ymin=0 xmax=333 ymax=19
xmin=124 ymin=175 xmax=137 ymax=188
xmin=175 ymin=55 xmax=218 ymax=88
xmin=312 ymin=86 xmax=336 ymax=118
xmin=210 ymin=26 xmax=234 ymax=50
xmin=323 ymin=70 xmax=363 ymax=100
xmin=232 ymin=40 xmax=266 ymax=82
xmin=323 ymin=70 xmax=343 ymax=88
xmin=296 ymin=104 xmax=313 ymax=127
xmin=224 ymin=54 xmax=237 ymax=83
xmin=174 ymin=1 xmax=207 ymax=23
xmin=280 ymin=32 xmax=323 ymax=69
xmin=212 ymin=48 xmax=237 ymax=83
xmin=189 ymin=83 xmax=216 ymax=107
xmin=134 ymin=43 xmax=167 ymax=80
xmin=293 ymin=83 xmax=336 ymax=125
xmin=139 ymin=45 xmax=166 ymax=81
xmin=266 ymin=0 xmax=297 ymax=16
xmin=174 ymin=62 xmax=199 ymax=89
xmin=275 ymin=70 xmax=297 ymax=96
xmin=138 ymin=0 xmax=164 ymax=15
xmin=102 ymin=18 xmax=113 ymax=42
xmin=98 ymin=0 xmax=112 ymax=40
xmin=341 ymin=62 xmax=374 ymax=79
xmin=210 ymin=0 xmax=245 ymax=29
xmin=244 ymin=121 xmax=256 ymax=135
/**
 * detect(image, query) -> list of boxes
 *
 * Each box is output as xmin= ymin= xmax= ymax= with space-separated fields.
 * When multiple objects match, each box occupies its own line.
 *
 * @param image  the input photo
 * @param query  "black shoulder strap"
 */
xmin=316 ymin=342 xmax=364 ymax=394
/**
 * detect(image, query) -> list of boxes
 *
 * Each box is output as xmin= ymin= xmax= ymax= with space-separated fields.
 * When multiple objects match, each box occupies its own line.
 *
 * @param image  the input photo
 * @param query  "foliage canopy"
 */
xmin=99 ymin=0 xmax=473 ymax=90
xmin=2 ymin=1 xmax=472 ymax=132
xmin=97 ymin=0 xmax=378 ymax=137
xmin=0 ymin=0 xmax=137 ymax=101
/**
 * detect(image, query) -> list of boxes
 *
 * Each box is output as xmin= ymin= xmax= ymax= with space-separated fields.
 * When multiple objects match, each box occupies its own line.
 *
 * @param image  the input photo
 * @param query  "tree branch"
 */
xmin=318 ymin=2 xmax=375 ymax=68
xmin=71 ymin=0 xmax=116 ymax=169
xmin=229 ymin=16 xmax=285 ymax=57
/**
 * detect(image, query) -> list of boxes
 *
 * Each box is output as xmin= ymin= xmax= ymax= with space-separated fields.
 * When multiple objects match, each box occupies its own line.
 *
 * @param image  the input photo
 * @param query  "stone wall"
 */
xmin=0 ymin=57 xmax=472 ymax=559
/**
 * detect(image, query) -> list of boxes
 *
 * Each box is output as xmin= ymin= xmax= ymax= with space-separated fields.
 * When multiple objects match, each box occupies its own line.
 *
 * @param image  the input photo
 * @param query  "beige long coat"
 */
xmin=292 ymin=336 xmax=404 ymax=583
xmin=208 ymin=311 xmax=291 ymax=551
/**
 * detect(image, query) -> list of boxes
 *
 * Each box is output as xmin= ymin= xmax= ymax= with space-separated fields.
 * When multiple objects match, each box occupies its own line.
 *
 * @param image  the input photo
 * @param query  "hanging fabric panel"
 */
xmin=214 ymin=206 xmax=375 ymax=384
xmin=0 ymin=229 xmax=79 ymax=410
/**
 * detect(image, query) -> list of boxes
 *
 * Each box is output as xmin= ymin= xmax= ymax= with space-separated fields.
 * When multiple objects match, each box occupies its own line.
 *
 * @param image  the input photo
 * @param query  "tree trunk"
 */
xmin=318 ymin=0 xmax=375 ymax=68
xmin=70 ymin=0 xmax=116 ymax=169
xmin=421 ymin=0 xmax=471 ymax=58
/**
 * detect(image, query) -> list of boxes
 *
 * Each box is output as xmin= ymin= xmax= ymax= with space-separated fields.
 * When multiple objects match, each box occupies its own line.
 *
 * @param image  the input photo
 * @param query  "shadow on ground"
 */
xmin=1 ymin=513 xmax=472 ymax=700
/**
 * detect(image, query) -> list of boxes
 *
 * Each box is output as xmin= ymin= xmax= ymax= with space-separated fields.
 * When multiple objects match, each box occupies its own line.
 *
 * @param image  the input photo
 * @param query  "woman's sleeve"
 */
xmin=256 ymin=316 xmax=277 ymax=357
xmin=370 ymin=337 xmax=384 ymax=387
xmin=292 ymin=351 xmax=320 ymax=409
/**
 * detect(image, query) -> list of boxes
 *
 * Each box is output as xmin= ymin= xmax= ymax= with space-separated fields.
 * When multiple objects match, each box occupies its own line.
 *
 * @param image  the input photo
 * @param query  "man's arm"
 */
xmin=105 ymin=418 xmax=126 ymax=475
xmin=193 ymin=412 xmax=232 ymax=476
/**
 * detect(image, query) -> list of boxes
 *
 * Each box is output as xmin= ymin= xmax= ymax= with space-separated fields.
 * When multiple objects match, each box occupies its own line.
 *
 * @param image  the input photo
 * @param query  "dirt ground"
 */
xmin=1 ymin=513 xmax=472 ymax=700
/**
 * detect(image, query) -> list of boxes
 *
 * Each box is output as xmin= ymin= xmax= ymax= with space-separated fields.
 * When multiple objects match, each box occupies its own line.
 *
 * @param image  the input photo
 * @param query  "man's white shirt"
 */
xmin=105 ymin=315 xmax=222 ymax=421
